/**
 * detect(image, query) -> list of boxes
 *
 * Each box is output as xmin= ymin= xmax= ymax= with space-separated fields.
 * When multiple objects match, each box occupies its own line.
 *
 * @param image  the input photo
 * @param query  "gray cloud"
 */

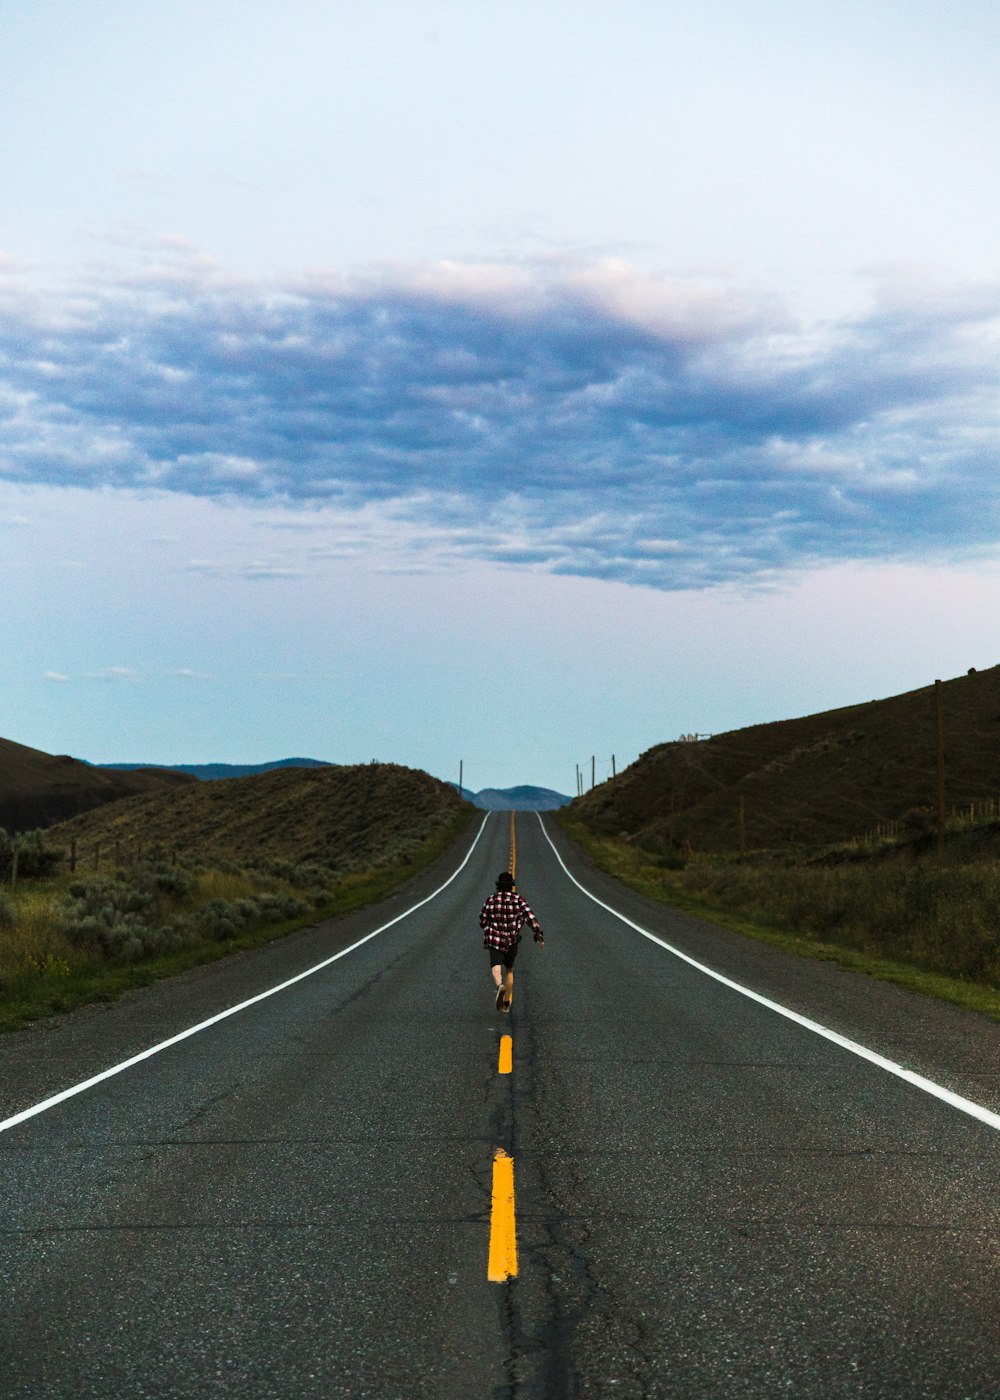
xmin=2 ymin=256 xmax=999 ymax=588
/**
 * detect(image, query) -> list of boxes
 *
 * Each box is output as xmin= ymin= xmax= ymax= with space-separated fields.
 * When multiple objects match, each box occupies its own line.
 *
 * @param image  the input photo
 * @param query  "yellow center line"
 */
xmin=487 ymin=1147 xmax=518 ymax=1281
xmin=490 ymin=815 xmax=518 ymax=1281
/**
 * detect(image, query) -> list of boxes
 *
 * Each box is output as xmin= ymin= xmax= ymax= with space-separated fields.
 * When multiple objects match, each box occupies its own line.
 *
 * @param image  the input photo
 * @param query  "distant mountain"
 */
xmin=457 ymin=785 xmax=572 ymax=811
xmin=0 ymin=737 xmax=196 ymax=833
xmin=98 ymin=758 xmax=336 ymax=781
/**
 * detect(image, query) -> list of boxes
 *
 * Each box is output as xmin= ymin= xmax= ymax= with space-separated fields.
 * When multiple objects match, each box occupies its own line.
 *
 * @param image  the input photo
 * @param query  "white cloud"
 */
xmin=86 ymin=667 xmax=138 ymax=682
xmin=241 ymin=563 xmax=306 ymax=579
xmin=184 ymin=558 xmax=227 ymax=575
xmin=181 ymin=555 xmax=305 ymax=580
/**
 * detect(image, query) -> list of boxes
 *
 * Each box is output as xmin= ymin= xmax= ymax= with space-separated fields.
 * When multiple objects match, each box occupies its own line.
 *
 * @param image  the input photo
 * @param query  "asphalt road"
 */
xmin=1 ymin=812 xmax=998 ymax=1398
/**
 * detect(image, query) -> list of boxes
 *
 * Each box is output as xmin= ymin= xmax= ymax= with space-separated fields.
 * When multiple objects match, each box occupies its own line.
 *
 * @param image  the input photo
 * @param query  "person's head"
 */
xmin=496 ymin=871 xmax=515 ymax=892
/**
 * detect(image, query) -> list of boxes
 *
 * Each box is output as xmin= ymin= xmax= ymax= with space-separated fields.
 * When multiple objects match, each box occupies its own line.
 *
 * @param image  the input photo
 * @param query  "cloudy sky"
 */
xmin=3 ymin=0 xmax=1000 ymax=794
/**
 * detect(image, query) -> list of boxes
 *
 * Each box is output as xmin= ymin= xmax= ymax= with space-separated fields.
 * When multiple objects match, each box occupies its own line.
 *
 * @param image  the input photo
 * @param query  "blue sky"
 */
xmin=3 ymin=0 xmax=1000 ymax=793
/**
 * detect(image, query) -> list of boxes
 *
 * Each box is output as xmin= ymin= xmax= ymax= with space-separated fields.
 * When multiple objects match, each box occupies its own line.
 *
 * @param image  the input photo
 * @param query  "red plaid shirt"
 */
xmin=479 ymin=890 xmax=542 ymax=951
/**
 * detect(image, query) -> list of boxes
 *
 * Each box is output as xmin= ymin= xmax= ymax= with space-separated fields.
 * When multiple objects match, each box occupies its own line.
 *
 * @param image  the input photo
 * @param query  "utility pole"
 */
xmin=935 ymin=679 xmax=946 ymax=853
xmin=459 ymin=759 xmax=463 ymax=800
xmin=591 ymin=755 xmax=595 ymax=790
xmin=611 ymin=753 xmax=616 ymax=779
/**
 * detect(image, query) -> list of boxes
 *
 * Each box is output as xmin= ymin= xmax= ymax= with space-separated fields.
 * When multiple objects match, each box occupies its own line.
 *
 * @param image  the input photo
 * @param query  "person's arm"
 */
xmin=518 ymin=895 xmax=544 ymax=943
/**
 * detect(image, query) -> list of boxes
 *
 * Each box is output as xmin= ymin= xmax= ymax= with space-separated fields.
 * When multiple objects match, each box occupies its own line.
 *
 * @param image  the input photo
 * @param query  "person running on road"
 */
xmin=479 ymin=870 xmax=544 ymax=1013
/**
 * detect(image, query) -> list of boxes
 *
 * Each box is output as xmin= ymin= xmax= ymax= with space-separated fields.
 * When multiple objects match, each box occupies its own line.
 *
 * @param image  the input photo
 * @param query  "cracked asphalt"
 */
xmin=1 ymin=813 xmax=998 ymax=1397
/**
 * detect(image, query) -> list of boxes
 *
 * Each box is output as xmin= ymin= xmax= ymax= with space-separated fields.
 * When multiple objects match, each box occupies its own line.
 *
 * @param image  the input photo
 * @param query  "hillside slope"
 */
xmin=571 ymin=665 xmax=1000 ymax=853
xmin=47 ymin=762 xmax=471 ymax=873
xmin=0 ymin=737 xmax=196 ymax=833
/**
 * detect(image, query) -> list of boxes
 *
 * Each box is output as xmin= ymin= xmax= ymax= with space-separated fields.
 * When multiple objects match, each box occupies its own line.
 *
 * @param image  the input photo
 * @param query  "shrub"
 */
xmin=258 ymin=857 xmax=296 ymax=881
xmin=48 ymin=855 xmax=320 ymax=968
xmin=0 ymin=829 xmax=64 ymax=880
xmin=289 ymin=861 xmax=339 ymax=888
xmin=60 ymin=876 xmax=165 ymax=961
xmin=901 ymin=807 xmax=934 ymax=837
xmin=144 ymin=864 xmax=194 ymax=900
xmin=194 ymin=896 xmax=276 ymax=941
xmin=254 ymin=892 xmax=310 ymax=921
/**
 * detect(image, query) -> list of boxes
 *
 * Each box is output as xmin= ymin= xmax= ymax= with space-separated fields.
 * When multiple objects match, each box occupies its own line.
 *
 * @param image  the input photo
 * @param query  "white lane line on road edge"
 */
xmin=538 ymin=815 xmax=1000 ymax=1135
xmin=0 ymin=814 xmax=493 ymax=1137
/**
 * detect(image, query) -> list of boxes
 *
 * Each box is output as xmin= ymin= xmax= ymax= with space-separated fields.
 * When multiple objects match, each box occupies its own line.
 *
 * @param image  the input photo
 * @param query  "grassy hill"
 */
xmin=0 ymin=737 xmax=196 ymax=833
xmin=46 ymin=762 xmax=467 ymax=874
xmin=571 ymin=665 xmax=1000 ymax=855
xmin=1 ymin=762 xmax=474 ymax=1031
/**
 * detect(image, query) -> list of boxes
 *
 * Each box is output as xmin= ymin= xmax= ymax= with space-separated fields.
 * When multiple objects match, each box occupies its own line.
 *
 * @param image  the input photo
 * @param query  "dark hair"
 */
xmin=496 ymin=871 xmax=515 ymax=890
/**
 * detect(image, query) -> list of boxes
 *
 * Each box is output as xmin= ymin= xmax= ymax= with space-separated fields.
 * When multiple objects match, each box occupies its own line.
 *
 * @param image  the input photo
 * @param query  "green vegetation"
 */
xmin=558 ymin=816 xmax=1000 ymax=1020
xmin=0 ymin=827 xmax=64 ymax=881
xmin=0 ymin=765 xmax=473 ymax=1033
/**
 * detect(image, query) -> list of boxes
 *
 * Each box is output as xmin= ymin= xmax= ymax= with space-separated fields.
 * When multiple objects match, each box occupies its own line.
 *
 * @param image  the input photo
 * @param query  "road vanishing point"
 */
xmin=1 ymin=814 xmax=998 ymax=1397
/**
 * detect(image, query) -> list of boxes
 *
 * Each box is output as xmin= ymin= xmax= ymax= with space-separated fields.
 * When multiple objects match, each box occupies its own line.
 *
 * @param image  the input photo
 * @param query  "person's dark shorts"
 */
xmin=488 ymin=942 xmax=519 ymax=970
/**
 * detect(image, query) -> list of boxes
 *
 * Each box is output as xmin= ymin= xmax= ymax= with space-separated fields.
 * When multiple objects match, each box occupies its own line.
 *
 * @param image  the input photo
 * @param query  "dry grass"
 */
xmin=0 ymin=788 xmax=475 ymax=1032
xmin=674 ymin=854 xmax=1000 ymax=987
xmin=560 ymin=815 xmax=1000 ymax=1008
xmin=0 ymin=883 xmax=75 ymax=982
xmin=194 ymin=869 xmax=261 ymax=903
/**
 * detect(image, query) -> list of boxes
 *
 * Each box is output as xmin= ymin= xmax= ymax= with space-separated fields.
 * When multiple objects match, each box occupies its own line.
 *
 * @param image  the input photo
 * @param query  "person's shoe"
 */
xmin=495 ymin=985 xmax=506 ymax=1011
xmin=502 ymin=988 xmax=513 ymax=1011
